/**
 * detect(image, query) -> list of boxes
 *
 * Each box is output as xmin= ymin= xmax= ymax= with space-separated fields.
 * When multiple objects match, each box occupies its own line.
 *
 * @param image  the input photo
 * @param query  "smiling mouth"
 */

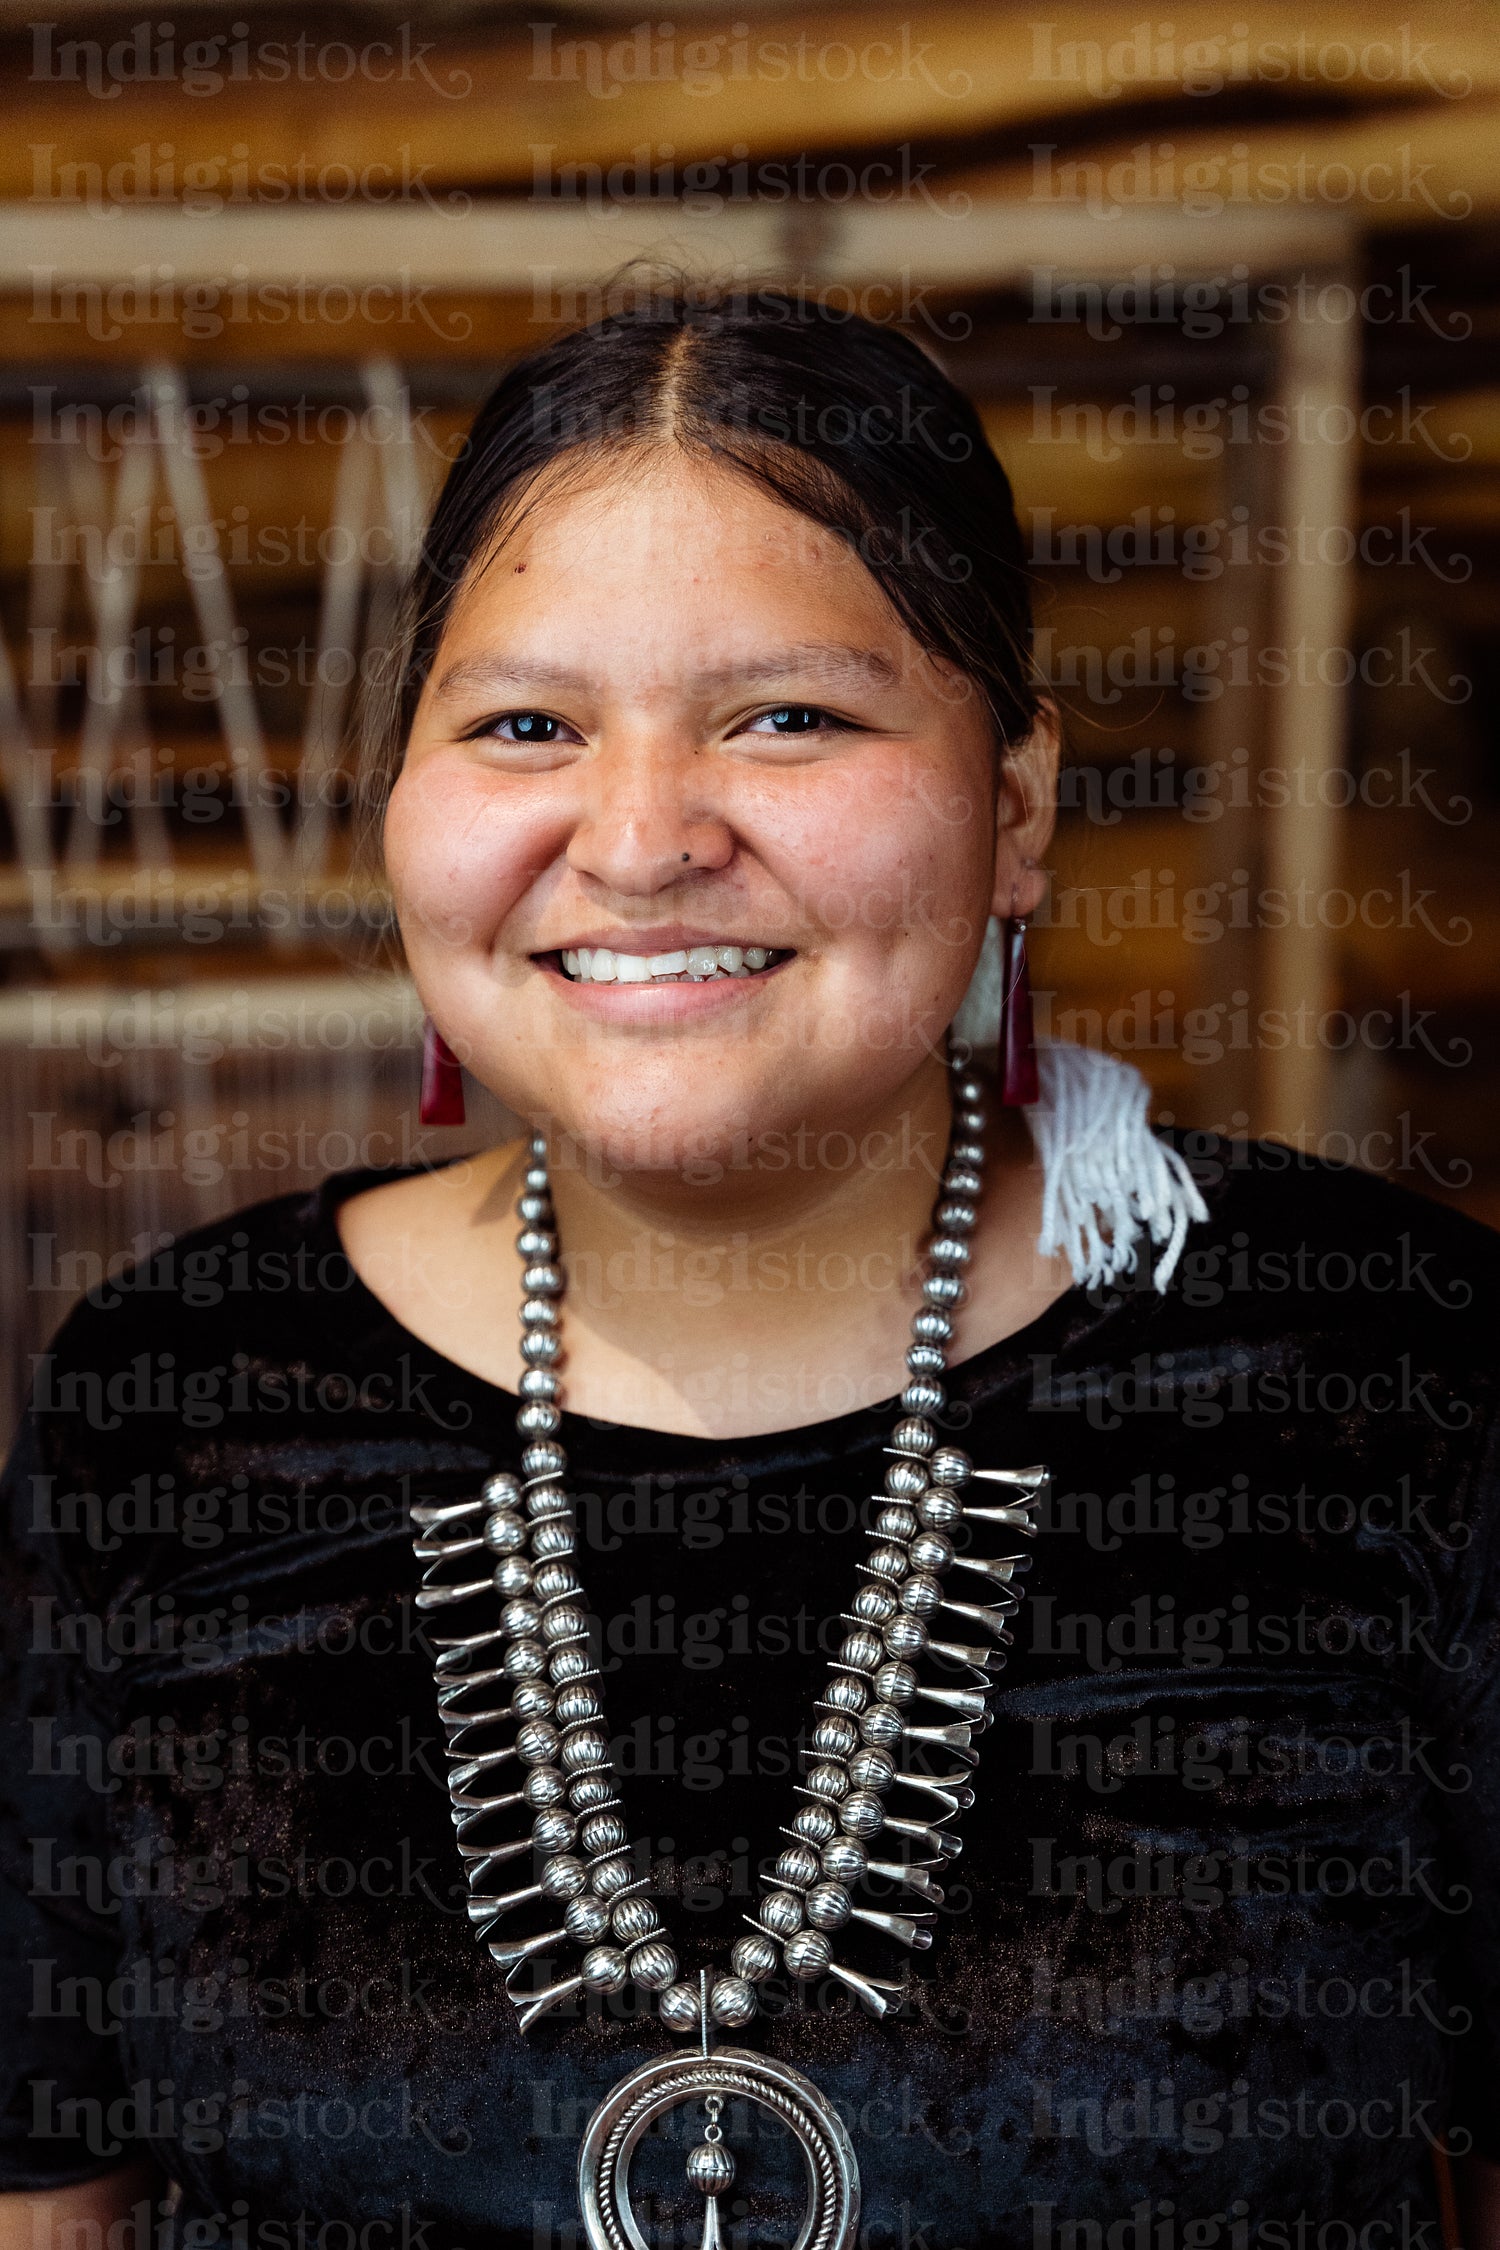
xmin=546 ymin=944 xmax=793 ymax=985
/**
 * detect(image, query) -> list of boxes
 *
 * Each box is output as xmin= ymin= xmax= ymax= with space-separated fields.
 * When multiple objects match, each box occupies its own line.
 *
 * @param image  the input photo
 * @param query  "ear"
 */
xmin=992 ymin=698 xmax=1060 ymax=921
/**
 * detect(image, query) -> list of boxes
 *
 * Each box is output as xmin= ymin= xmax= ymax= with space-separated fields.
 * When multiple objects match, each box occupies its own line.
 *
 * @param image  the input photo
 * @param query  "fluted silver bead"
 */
xmin=709 ymin=1975 xmax=758 ymax=2027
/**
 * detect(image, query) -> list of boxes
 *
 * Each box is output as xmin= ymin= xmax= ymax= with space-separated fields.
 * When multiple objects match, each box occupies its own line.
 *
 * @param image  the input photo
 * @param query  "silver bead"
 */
xmin=928 ymin=1236 xmax=970 ymax=1269
xmin=759 ymin=1888 xmax=803 ymax=1936
xmin=516 ymin=1720 xmax=560 ymax=1764
xmin=821 ymin=1838 xmax=867 ymax=1883
xmin=555 ymin=1682 xmax=603 ymax=1727
xmin=896 ymin=1573 xmax=941 ymax=1617
xmin=687 ymin=2142 xmax=736 ymax=2196
xmin=823 ymin=1674 xmax=868 ymax=1712
xmin=516 ymin=1401 xmax=561 ymax=1438
xmin=852 ymin=1584 xmax=897 ymax=1627
xmin=565 ymin=1894 xmax=611 ymax=1944
xmin=805 ymin=1881 xmax=852 ymax=1932
xmin=775 ymin=1842 xmax=820 ymax=1889
xmin=864 ymin=1545 xmax=907 ymax=1584
xmin=922 ymin=1273 xmax=965 ymax=1307
xmin=503 ymin=1639 xmax=548 ymax=1680
xmin=731 ymin=1933 xmax=778 ymax=1982
xmin=522 ymin=1262 xmax=564 ymax=1297
xmin=560 ymin=1729 xmax=609 ymax=1772
xmin=911 ymin=1307 xmax=953 ymax=1344
xmin=494 ymin=1559 xmax=534 ymax=1599
xmin=943 ymin=1166 xmax=983 ymax=1199
xmin=548 ymin=1644 xmax=594 ymax=1683
xmin=533 ymin=1561 xmax=580 ymax=1602
xmin=519 ymin=1369 xmax=560 ymax=1400
xmin=935 ymin=1200 xmax=977 ymax=1235
xmin=610 ymin=1896 xmax=659 ymax=1943
xmin=483 ymin=1512 xmax=528 ymax=1554
xmin=956 ymin=1106 xmax=986 ymax=1136
xmin=516 ymin=1228 xmax=555 ymax=1261
xmin=520 ymin=1299 xmax=560 ymax=1331
xmin=873 ymin=1660 xmax=918 ymax=1705
xmin=790 ymin=1803 xmax=836 ymax=1843
xmin=948 ymin=1138 xmax=985 ymax=1168
xmin=522 ymin=1440 xmax=567 ymax=1480
xmin=709 ymin=1974 xmax=758 ymax=2028
xmin=533 ymin=1811 xmax=577 ymax=1855
xmin=805 ymin=1762 xmax=850 ymax=1802
xmin=499 ymin=1598 xmax=540 ymax=1637
xmin=859 ymin=1703 xmax=903 ymax=1748
xmin=520 ymin=1332 xmax=562 ymax=1366
xmin=631 ymin=1940 xmax=679 ymax=1991
xmin=911 ymin=1531 xmax=954 ymax=1573
xmin=838 ymin=1790 xmax=885 ymax=1838
xmin=811 ymin=1714 xmax=858 ymax=1759
xmin=838 ymin=1628 xmax=882 ymax=1673
xmin=874 ymin=1504 xmax=919 ymax=1541
xmin=566 ymin=1770 xmax=616 ymax=1810
xmin=591 ymin=1854 xmax=635 ymax=1897
xmin=891 ymin=1417 xmax=936 ymax=1457
xmin=580 ymin=1809 xmax=628 ymax=1853
xmin=901 ymin=1379 xmax=945 ymax=1416
xmin=657 ymin=1980 xmax=701 ymax=2031
xmin=919 ymin=1491 xmax=964 ymax=1531
xmin=953 ymin=1074 xmax=985 ymax=1107
xmin=512 ymin=1681 xmax=554 ymax=1719
xmin=580 ymin=1946 xmax=628 ymax=1994
xmin=518 ymin=1192 xmax=551 ymax=1223
xmin=849 ymin=1746 xmax=895 ymax=1791
xmin=483 ymin=1473 xmax=522 ymax=1510
xmin=527 ymin=1482 xmax=570 ymax=1518
xmin=540 ymin=1855 xmax=588 ymax=1899
xmin=883 ymin=1615 xmax=928 ymax=1659
xmin=883 ymin=1458 xmax=929 ymax=1499
xmin=929 ymin=1448 xmax=973 ymax=1489
xmin=782 ymin=1930 xmax=831 ymax=1981
xmin=541 ymin=1603 xmax=589 ymax=1645
xmin=524 ymin=1765 xmax=567 ymax=1807
xmin=906 ymin=1343 xmax=947 ymax=1377
xmin=532 ymin=1519 xmax=577 ymax=1560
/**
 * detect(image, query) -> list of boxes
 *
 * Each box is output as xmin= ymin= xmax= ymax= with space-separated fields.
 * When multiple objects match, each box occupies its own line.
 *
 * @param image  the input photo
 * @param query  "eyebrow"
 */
xmin=431 ymin=641 xmax=901 ymax=702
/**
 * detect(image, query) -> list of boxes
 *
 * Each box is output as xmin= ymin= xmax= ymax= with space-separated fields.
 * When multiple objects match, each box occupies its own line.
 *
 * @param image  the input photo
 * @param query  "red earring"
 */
xmin=998 ymin=918 xmax=1039 ymax=1107
xmin=419 ymin=1019 xmax=466 ymax=1126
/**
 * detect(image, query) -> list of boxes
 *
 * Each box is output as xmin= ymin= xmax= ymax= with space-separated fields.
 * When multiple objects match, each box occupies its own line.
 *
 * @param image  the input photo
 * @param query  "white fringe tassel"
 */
xmin=1023 ymin=1040 xmax=1210 ymax=1294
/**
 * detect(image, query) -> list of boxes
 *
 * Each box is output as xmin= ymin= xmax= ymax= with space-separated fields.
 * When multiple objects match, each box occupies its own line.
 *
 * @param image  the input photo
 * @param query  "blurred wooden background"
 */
xmin=1 ymin=0 xmax=1497 ymax=1426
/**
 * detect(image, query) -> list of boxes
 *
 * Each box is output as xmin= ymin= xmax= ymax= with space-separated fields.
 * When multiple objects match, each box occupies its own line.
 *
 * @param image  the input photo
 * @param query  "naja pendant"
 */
xmin=577 ymin=2044 xmax=861 ymax=2250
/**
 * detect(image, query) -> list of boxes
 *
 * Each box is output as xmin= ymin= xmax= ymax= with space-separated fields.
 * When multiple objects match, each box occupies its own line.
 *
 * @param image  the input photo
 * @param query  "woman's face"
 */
xmin=387 ymin=449 xmax=1041 ymax=1176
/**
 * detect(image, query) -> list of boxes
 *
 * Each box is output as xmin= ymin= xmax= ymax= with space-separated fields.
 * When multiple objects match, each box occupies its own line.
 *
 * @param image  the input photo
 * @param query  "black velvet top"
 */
xmin=4 ymin=1132 xmax=1500 ymax=2247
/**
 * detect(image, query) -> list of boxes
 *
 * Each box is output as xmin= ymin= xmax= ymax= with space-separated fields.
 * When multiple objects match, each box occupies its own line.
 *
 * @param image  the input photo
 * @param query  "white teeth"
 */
xmin=557 ymin=944 xmax=783 ymax=984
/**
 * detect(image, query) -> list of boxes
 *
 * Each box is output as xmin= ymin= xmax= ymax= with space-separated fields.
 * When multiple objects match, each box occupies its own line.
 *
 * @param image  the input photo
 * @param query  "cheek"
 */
xmin=384 ymin=759 xmax=533 ymax=954
xmin=766 ymin=756 xmax=990 ymax=959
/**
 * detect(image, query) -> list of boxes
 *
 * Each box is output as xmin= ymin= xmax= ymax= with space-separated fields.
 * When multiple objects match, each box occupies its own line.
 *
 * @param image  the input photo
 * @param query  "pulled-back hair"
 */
xmin=357 ymin=268 xmax=1039 ymax=854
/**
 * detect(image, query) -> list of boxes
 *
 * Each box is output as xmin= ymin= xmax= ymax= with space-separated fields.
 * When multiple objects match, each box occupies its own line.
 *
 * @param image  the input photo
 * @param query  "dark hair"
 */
xmin=358 ymin=269 xmax=1038 ymax=852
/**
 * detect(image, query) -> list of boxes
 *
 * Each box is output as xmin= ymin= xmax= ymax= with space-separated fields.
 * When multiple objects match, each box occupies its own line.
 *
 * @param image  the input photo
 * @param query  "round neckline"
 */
xmin=302 ymin=1159 xmax=1142 ymax=1466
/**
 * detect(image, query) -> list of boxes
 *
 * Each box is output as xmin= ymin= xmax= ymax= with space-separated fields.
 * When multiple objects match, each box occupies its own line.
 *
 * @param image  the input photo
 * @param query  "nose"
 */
xmin=564 ymin=740 xmax=735 ymax=897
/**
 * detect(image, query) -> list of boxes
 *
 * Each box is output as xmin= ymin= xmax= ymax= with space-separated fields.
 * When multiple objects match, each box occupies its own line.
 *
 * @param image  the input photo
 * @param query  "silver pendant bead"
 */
xmin=872 ymin=1659 xmax=918 ymax=1705
xmin=821 ymin=1838 xmax=867 ymax=1883
xmin=783 ymin=1930 xmax=832 ymax=1981
xmin=910 ymin=1531 xmax=954 ymax=1573
xmin=858 ymin=1702 xmax=903 ymax=1748
xmin=657 ymin=1979 xmax=702 ymax=2032
xmin=837 ymin=1790 xmax=885 ymax=1839
xmin=883 ymin=1615 xmax=928 ymax=1659
xmin=564 ymin=1895 xmax=611 ymax=1944
xmin=708 ymin=1974 xmax=758 ymax=2028
xmin=805 ymin=1881 xmax=852 ymax=1931
xmin=484 ymin=1512 xmax=528 ymax=1554
xmin=483 ymin=1472 xmax=523 ymax=1509
xmin=687 ymin=2141 xmax=736 ymax=2196
xmin=917 ymin=1491 xmax=964 ymax=1531
xmin=759 ymin=1888 xmax=804 ymax=1936
xmin=630 ymin=1939 xmax=679 ymax=1991
xmin=580 ymin=1946 xmax=629 ymax=1993
xmin=610 ymin=1896 xmax=660 ymax=1943
xmin=928 ymin=1447 xmax=972 ymax=1488
xmin=731 ymin=1933 xmax=779 ymax=1982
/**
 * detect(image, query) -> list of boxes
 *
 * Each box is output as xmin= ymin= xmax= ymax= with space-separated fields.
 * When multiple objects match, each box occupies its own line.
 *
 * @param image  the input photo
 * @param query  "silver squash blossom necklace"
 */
xmin=411 ymin=1049 xmax=1050 ymax=2250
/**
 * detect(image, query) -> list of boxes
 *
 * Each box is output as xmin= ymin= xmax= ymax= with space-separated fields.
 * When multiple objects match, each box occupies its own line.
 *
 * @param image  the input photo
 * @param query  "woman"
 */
xmin=3 ymin=281 xmax=1498 ymax=2249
